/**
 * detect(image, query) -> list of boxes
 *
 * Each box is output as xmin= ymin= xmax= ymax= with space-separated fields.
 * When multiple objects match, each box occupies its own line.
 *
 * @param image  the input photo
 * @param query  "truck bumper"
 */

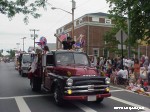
xmin=63 ymin=93 xmax=111 ymax=101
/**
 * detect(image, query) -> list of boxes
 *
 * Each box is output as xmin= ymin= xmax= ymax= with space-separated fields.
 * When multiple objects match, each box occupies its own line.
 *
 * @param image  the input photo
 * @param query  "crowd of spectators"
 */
xmin=90 ymin=55 xmax=150 ymax=95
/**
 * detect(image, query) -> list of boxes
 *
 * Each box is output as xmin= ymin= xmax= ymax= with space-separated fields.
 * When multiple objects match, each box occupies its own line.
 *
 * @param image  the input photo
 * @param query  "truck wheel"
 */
xmin=31 ymin=77 xmax=41 ymax=92
xmin=19 ymin=70 xmax=21 ymax=75
xmin=94 ymin=98 xmax=104 ymax=103
xmin=54 ymin=85 xmax=64 ymax=105
xmin=21 ymin=71 xmax=25 ymax=77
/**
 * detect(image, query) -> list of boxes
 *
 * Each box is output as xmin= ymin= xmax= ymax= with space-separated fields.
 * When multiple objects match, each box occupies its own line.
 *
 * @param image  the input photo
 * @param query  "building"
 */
xmin=55 ymin=12 xmax=114 ymax=57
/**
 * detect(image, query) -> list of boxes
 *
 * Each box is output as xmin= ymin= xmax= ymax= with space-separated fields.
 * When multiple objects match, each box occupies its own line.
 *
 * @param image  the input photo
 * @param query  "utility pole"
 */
xmin=72 ymin=0 xmax=76 ymax=39
xmin=51 ymin=1 xmax=75 ymax=39
xmin=30 ymin=29 xmax=39 ymax=51
xmin=127 ymin=0 xmax=131 ymax=59
xmin=21 ymin=37 xmax=26 ymax=52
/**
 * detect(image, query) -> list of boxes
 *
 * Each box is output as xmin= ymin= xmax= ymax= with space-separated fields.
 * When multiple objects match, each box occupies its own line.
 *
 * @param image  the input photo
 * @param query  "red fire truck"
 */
xmin=28 ymin=50 xmax=111 ymax=105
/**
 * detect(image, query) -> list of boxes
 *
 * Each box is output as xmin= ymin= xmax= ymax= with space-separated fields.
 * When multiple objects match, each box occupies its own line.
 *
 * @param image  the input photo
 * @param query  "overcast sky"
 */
xmin=0 ymin=0 xmax=110 ymax=55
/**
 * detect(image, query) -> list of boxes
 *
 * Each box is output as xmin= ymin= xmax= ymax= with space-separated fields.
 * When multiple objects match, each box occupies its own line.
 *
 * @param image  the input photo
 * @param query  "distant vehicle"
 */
xmin=18 ymin=53 xmax=32 ymax=77
xmin=4 ymin=58 xmax=10 ymax=63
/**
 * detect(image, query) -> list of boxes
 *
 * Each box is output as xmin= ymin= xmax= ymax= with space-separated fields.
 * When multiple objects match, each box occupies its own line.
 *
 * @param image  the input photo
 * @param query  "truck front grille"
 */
xmin=64 ymin=76 xmax=109 ymax=95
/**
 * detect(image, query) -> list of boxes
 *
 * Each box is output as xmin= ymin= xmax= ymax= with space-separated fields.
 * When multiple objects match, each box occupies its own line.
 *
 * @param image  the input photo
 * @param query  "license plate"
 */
xmin=87 ymin=95 xmax=96 ymax=101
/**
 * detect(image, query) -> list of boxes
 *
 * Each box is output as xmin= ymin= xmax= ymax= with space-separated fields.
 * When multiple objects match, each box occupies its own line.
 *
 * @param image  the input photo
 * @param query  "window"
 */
xmin=56 ymin=53 xmax=74 ymax=65
xmin=46 ymin=55 xmax=54 ymax=66
xmin=103 ymin=48 xmax=109 ymax=58
xmin=92 ymin=17 xmax=99 ymax=22
xmin=22 ymin=55 xmax=31 ymax=63
xmin=74 ymin=53 xmax=89 ymax=66
xmin=56 ymin=53 xmax=89 ymax=66
xmin=79 ymin=18 xmax=83 ymax=24
xmin=93 ymin=48 xmax=99 ymax=57
xmin=59 ymin=29 xmax=62 ymax=33
xmin=105 ymin=19 xmax=111 ymax=24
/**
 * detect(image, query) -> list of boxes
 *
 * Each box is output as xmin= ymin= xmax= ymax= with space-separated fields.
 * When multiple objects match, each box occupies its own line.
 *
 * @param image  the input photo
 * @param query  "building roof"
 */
xmin=85 ymin=12 xmax=109 ymax=17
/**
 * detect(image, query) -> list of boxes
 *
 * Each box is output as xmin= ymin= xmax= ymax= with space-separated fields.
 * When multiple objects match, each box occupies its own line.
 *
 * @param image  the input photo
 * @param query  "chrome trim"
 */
xmin=65 ymin=85 xmax=108 ymax=89
xmin=64 ymin=89 xmax=106 ymax=93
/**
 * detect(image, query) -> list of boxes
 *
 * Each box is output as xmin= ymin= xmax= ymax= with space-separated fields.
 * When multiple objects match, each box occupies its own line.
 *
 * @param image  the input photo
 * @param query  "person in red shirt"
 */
xmin=134 ymin=58 xmax=140 ymax=82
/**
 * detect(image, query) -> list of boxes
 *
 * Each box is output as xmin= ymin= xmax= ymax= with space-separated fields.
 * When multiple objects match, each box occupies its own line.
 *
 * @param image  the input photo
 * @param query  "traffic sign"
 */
xmin=118 ymin=44 xmax=126 ymax=50
xmin=115 ymin=29 xmax=128 ymax=43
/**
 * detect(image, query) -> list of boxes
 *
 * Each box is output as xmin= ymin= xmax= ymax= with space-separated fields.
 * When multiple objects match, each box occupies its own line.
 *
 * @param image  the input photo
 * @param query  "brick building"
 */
xmin=55 ymin=12 xmax=114 ymax=57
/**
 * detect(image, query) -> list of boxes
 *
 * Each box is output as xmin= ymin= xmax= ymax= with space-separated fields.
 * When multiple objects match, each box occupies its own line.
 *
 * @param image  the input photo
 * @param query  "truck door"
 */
xmin=43 ymin=54 xmax=55 ymax=90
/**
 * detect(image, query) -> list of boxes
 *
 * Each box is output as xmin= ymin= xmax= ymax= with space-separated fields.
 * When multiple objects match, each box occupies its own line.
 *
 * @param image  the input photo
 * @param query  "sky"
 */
xmin=0 ymin=0 xmax=110 ymax=55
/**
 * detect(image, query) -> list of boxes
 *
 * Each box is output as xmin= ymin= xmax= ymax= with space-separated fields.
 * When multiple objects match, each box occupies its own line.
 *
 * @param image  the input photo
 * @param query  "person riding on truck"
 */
xmin=55 ymin=34 xmax=75 ymax=50
xmin=28 ymin=49 xmax=42 ymax=88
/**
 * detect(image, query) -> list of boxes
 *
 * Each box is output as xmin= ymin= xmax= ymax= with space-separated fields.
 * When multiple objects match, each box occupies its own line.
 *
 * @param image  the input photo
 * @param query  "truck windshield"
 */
xmin=56 ymin=53 xmax=89 ymax=66
xmin=22 ymin=55 xmax=31 ymax=63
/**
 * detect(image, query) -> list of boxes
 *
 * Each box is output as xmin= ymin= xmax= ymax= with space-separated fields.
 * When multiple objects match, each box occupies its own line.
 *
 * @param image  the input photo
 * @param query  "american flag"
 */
xmin=59 ymin=33 xmax=67 ymax=42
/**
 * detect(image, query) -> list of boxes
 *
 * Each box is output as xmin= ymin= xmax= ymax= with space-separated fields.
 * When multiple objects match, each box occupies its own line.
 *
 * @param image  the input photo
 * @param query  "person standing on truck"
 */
xmin=54 ymin=34 xmax=75 ymax=50
xmin=28 ymin=49 xmax=42 ymax=78
xmin=74 ymin=34 xmax=85 ymax=52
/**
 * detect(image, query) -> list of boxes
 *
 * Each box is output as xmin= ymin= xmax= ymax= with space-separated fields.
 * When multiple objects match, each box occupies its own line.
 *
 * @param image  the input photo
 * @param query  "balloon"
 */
xmin=39 ymin=37 xmax=47 ymax=45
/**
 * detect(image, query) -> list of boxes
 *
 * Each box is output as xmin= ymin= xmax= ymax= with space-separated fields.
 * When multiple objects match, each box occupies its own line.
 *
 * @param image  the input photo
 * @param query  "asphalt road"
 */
xmin=0 ymin=62 xmax=150 ymax=112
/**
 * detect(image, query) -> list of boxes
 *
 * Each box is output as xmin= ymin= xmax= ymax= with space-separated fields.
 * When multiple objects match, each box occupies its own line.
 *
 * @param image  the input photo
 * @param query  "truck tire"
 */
xmin=94 ymin=98 xmax=104 ymax=103
xmin=54 ymin=85 xmax=64 ymax=106
xmin=31 ymin=77 xmax=41 ymax=92
xmin=19 ymin=70 xmax=21 ymax=75
xmin=21 ymin=71 xmax=25 ymax=77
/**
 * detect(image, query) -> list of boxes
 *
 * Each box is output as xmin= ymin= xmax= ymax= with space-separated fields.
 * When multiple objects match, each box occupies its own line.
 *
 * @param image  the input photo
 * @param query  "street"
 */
xmin=0 ymin=62 xmax=149 ymax=112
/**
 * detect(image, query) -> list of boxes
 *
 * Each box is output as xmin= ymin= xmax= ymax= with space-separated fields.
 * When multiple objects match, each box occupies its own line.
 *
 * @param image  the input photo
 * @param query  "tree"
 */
xmin=6 ymin=49 xmax=15 ymax=58
xmin=0 ymin=52 xmax=3 ymax=57
xmin=106 ymin=0 xmax=150 ymax=44
xmin=0 ymin=0 xmax=49 ymax=23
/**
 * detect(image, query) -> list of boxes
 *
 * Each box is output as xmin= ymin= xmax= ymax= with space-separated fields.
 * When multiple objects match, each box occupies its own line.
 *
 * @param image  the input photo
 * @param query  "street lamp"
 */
xmin=51 ymin=0 xmax=76 ymax=38
xmin=21 ymin=37 xmax=26 ymax=52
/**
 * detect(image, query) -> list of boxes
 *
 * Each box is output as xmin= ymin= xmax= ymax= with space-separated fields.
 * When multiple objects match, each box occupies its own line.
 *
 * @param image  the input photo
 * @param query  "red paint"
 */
xmin=63 ymin=93 xmax=111 ymax=100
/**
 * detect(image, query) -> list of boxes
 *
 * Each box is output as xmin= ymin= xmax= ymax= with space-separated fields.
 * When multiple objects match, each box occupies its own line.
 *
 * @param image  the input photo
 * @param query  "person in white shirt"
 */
xmin=117 ymin=66 xmax=128 ymax=85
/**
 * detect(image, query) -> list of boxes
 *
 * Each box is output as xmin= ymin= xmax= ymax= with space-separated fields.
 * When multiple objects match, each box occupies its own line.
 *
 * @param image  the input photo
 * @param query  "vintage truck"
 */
xmin=29 ymin=50 xmax=111 ymax=105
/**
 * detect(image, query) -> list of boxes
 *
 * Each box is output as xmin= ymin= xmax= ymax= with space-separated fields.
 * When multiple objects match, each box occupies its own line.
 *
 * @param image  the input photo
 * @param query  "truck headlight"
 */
xmin=105 ymin=87 xmax=110 ymax=92
xmin=105 ymin=77 xmax=110 ymax=84
xmin=66 ymin=78 xmax=73 ymax=86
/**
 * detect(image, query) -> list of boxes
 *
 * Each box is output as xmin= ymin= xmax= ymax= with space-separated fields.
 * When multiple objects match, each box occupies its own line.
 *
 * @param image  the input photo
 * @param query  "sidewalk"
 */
xmin=110 ymin=83 xmax=150 ymax=97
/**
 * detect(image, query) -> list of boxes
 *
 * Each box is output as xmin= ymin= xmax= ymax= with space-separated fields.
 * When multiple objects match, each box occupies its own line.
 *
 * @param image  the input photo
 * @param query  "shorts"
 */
xmin=134 ymin=72 xmax=140 ymax=81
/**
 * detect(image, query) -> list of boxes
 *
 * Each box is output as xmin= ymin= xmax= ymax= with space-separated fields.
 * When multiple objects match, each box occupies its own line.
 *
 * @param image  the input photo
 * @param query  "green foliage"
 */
xmin=0 ymin=52 xmax=3 ymax=57
xmin=104 ymin=0 xmax=150 ymax=56
xmin=0 ymin=0 xmax=48 ymax=23
xmin=6 ymin=49 xmax=15 ymax=58
xmin=106 ymin=0 xmax=150 ymax=44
